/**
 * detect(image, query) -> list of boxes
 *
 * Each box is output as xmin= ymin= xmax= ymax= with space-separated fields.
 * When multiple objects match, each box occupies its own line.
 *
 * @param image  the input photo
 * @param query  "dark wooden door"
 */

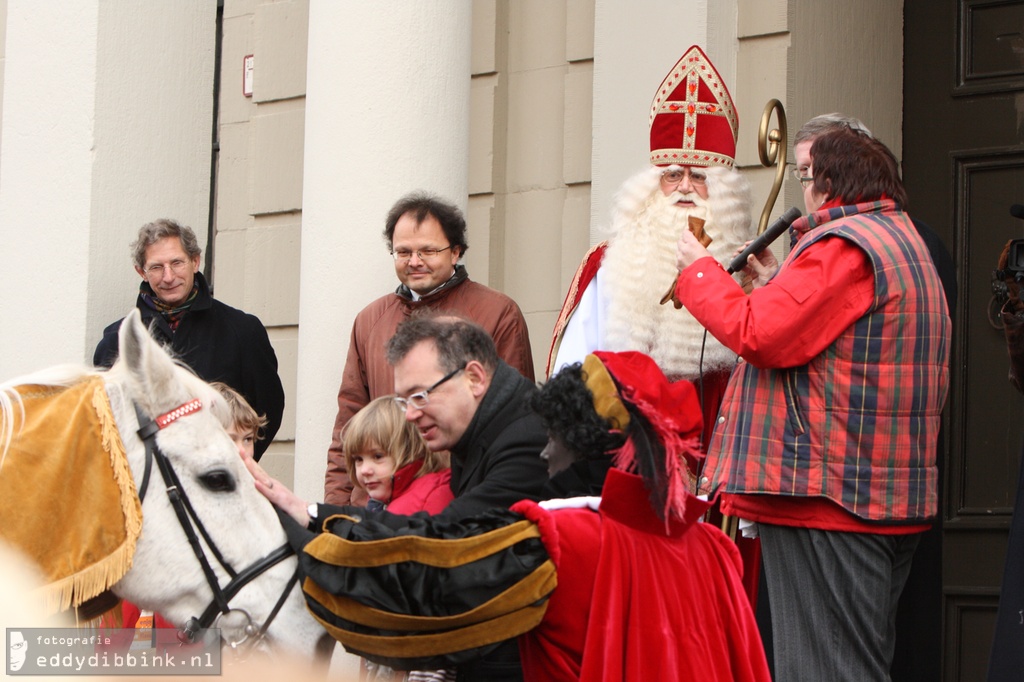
xmin=904 ymin=1 xmax=1024 ymax=679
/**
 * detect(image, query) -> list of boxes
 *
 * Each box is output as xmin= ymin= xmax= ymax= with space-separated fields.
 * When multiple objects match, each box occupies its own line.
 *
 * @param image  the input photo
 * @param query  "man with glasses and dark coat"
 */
xmin=93 ymin=218 xmax=284 ymax=461
xmin=252 ymin=314 xmax=549 ymax=682
xmin=325 ymin=192 xmax=535 ymax=506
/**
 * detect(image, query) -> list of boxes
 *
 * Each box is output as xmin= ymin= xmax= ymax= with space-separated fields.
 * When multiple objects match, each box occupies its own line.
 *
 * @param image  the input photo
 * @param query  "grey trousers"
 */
xmin=759 ymin=523 xmax=922 ymax=682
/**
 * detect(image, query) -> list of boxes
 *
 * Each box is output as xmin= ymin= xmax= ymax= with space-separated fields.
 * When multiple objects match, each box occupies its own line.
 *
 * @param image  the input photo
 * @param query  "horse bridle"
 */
xmin=133 ymin=400 xmax=300 ymax=653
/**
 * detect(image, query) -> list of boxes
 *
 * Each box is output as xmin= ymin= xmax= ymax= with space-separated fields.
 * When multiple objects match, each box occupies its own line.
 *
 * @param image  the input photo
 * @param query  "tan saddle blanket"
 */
xmin=0 ymin=376 xmax=141 ymax=615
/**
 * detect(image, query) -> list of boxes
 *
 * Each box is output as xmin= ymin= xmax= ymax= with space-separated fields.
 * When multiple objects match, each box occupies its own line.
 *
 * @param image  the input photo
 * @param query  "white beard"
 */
xmin=600 ymin=182 xmax=750 ymax=380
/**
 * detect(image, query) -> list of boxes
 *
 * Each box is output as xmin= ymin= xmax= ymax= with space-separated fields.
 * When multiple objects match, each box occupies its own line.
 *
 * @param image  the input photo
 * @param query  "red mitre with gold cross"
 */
xmin=649 ymin=45 xmax=739 ymax=169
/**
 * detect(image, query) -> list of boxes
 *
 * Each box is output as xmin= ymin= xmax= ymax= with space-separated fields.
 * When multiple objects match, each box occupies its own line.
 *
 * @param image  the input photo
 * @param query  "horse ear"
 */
xmin=118 ymin=309 xmax=181 ymax=413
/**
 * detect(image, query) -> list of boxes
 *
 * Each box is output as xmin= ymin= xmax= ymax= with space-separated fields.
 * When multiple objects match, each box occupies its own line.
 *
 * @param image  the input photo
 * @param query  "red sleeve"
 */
xmin=676 ymin=236 xmax=874 ymax=368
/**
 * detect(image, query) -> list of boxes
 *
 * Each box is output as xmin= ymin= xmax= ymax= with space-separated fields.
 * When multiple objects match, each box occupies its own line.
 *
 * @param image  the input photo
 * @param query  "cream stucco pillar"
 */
xmin=294 ymin=2 xmax=472 ymax=500
xmin=0 ymin=1 xmax=215 ymax=378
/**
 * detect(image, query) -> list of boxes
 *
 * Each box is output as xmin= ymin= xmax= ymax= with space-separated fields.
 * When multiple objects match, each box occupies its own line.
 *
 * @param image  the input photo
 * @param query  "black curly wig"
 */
xmin=533 ymin=361 xmax=677 ymax=520
xmin=530 ymin=363 xmax=627 ymax=460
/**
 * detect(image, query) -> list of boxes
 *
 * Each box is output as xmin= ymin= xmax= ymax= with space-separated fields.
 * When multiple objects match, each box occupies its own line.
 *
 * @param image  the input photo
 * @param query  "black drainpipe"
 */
xmin=205 ymin=0 xmax=224 ymax=289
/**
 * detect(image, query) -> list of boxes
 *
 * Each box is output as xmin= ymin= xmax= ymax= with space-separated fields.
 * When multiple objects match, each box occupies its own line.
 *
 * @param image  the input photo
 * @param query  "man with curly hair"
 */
xmin=325 ymin=192 xmax=534 ymax=506
xmin=94 ymin=218 xmax=284 ymax=461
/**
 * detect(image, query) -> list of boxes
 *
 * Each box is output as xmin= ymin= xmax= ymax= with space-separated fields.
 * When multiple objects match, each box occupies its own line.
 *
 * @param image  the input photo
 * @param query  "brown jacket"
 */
xmin=325 ymin=267 xmax=535 ymax=504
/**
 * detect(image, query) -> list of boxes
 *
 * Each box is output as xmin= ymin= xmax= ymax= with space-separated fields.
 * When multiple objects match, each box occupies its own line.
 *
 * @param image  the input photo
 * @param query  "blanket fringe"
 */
xmin=31 ymin=381 xmax=142 ymax=614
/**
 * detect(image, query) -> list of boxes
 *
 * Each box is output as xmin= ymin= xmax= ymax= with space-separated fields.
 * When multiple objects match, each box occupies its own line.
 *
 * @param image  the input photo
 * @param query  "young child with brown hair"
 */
xmin=210 ymin=381 xmax=268 ymax=462
xmin=342 ymin=396 xmax=452 ymax=515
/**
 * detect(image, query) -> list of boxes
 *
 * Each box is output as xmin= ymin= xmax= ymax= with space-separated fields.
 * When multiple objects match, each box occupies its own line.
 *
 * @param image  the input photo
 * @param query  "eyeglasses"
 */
xmin=392 ymin=246 xmax=454 ymax=262
xmin=790 ymin=167 xmax=814 ymax=188
xmin=660 ymin=168 xmax=707 ymax=188
xmin=394 ymin=364 xmax=466 ymax=411
xmin=143 ymin=259 xmax=192 ymax=278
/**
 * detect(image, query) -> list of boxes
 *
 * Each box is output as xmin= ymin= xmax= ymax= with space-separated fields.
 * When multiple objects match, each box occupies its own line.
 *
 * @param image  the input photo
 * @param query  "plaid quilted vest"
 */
xmin=701 ymin=201 xmax=950 ymax=522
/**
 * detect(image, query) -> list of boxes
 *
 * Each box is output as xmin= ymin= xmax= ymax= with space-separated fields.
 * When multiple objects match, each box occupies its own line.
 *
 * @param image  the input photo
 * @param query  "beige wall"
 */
xmin=0 ymin=0 xmax=6 ymax=165
xmin=0 ymin=0 xmax=905 ymax=488
xmin=734 ymin=0 xmax=903 ymax=239
xmin=215 ymin=0 xmax=307 ymax=487
xmin=211 ymin=0 xmax=905 ymax=493
xmin=0 ymin=1 xmax=215 ymax=380
xmin=468 ymin=0 xmax=598 ymax=376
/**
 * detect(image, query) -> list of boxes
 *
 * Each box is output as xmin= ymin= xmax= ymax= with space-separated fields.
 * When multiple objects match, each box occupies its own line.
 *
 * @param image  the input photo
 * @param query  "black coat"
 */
xmin=93 ymin=272 xmax=284 ymax=460
xmin=314 ymin=360 xmax=548 ymax=682
xmin=315 ymin=361 xmax=549 ymax=526
xmin=440 ymin=361 xmax=550 ymax=523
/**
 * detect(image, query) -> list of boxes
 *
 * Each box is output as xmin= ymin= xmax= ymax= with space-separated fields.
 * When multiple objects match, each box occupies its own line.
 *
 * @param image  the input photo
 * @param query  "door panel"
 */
xmin=905 ymin=1 xmax=1024 ymax=680
xmin=951 ymin=154 xmax=1024 ymax=514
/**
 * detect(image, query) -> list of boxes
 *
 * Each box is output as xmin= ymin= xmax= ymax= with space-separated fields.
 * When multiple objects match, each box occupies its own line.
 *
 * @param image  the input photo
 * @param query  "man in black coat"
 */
xmin=251 ymin=315 xmax=549 ymax=682
xmin=93 ymin=218 xmax=284 ymax=461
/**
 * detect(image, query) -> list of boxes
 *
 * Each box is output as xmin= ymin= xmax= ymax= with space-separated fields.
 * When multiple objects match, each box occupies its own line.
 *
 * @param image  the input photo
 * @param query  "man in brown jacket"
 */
xmin=325 ymin=191 xmax=535 ymax=505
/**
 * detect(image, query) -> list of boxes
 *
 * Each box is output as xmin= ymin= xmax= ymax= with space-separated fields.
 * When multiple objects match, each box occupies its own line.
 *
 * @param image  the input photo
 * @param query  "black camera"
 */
xmin=1007 ymin=239 xmax=1024 ymax=273
xmin=992 ymin=233 xmax=1024 ymax=311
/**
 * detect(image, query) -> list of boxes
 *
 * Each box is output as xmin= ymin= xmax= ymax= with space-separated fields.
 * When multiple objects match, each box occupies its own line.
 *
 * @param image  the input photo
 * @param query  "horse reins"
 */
xmin=133 ymin=401 xmax=300 ymax=653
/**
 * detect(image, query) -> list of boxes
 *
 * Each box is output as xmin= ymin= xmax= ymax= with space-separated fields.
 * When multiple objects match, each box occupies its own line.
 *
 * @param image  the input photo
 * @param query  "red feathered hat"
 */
xmin=585 ymin=351 xmax=704 ymax=523
xmin=649 ymin=45 xmax=739 ymax=169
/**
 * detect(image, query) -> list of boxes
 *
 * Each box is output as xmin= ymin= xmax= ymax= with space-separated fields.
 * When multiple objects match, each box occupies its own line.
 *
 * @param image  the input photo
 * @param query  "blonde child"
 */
xmin=343 ymin=396 xmax=452 ymax=515
xmin=343 ymin=397 xmax=456 ymax=681
xmin=210 ymin=381 xmax=268 ymax=462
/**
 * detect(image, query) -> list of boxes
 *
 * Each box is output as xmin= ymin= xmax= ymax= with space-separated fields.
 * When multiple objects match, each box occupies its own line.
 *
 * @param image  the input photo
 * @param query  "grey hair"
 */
xmin=794 ymin=113 xmax=873 ymax=146
xmin=130 ymin=219 xmax=201 ymax=269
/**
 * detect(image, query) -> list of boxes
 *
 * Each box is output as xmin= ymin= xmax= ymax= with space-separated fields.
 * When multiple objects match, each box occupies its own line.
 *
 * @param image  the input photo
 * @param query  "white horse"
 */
xmin=0 ymin=309 xmax=329 ymax=663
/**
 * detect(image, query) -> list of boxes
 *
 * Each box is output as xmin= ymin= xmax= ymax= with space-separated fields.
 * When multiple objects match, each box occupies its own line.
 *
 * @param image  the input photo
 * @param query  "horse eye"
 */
xmin=198 ymin=469 xmax=236 ymax=493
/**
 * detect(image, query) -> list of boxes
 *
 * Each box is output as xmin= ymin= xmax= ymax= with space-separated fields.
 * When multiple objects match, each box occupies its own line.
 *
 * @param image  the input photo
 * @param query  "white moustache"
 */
xmin=665 ymin=190 xmax=708 ymax=208
xmin=654 ymin=191 xmax=707 ymax=219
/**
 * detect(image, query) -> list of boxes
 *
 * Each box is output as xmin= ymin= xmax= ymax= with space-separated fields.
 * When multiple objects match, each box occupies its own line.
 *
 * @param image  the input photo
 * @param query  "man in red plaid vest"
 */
xmin=673 ymin=125 xmax=951 ymax=680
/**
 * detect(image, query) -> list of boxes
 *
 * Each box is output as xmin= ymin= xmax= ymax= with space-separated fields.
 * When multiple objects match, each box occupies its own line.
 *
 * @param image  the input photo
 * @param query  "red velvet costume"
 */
xmin=548 ymin=241 xmax=757 ymax=603
xmin=513 ymin=469 xmax=770 ymax=682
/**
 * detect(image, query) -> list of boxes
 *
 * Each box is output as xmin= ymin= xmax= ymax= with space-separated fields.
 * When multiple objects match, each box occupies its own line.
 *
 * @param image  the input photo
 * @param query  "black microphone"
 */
xmin=727 ymin=206 xmax=803 ymax=274
xmin=1010 ymin=204 xmax=1024 ymax=220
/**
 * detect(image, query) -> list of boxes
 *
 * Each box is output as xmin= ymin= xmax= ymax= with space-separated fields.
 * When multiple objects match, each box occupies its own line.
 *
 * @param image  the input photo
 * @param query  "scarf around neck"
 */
xmin=139 ymin=280 xmax=200 ymax=331
xmin=397 ymin=265 xmax=467 ymax=302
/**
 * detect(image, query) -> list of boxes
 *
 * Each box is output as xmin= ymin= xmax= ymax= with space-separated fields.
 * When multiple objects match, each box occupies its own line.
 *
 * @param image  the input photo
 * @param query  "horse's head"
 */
xmin=107 ymin=310 xmax=328 ymax=661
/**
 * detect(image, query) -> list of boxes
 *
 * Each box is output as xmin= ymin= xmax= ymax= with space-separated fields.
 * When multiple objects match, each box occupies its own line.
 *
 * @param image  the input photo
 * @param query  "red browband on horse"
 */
xmin=133 ymin=396 xmax=299 ymax=650
xmin=155 ymin=399 xmax=203 ymax=429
